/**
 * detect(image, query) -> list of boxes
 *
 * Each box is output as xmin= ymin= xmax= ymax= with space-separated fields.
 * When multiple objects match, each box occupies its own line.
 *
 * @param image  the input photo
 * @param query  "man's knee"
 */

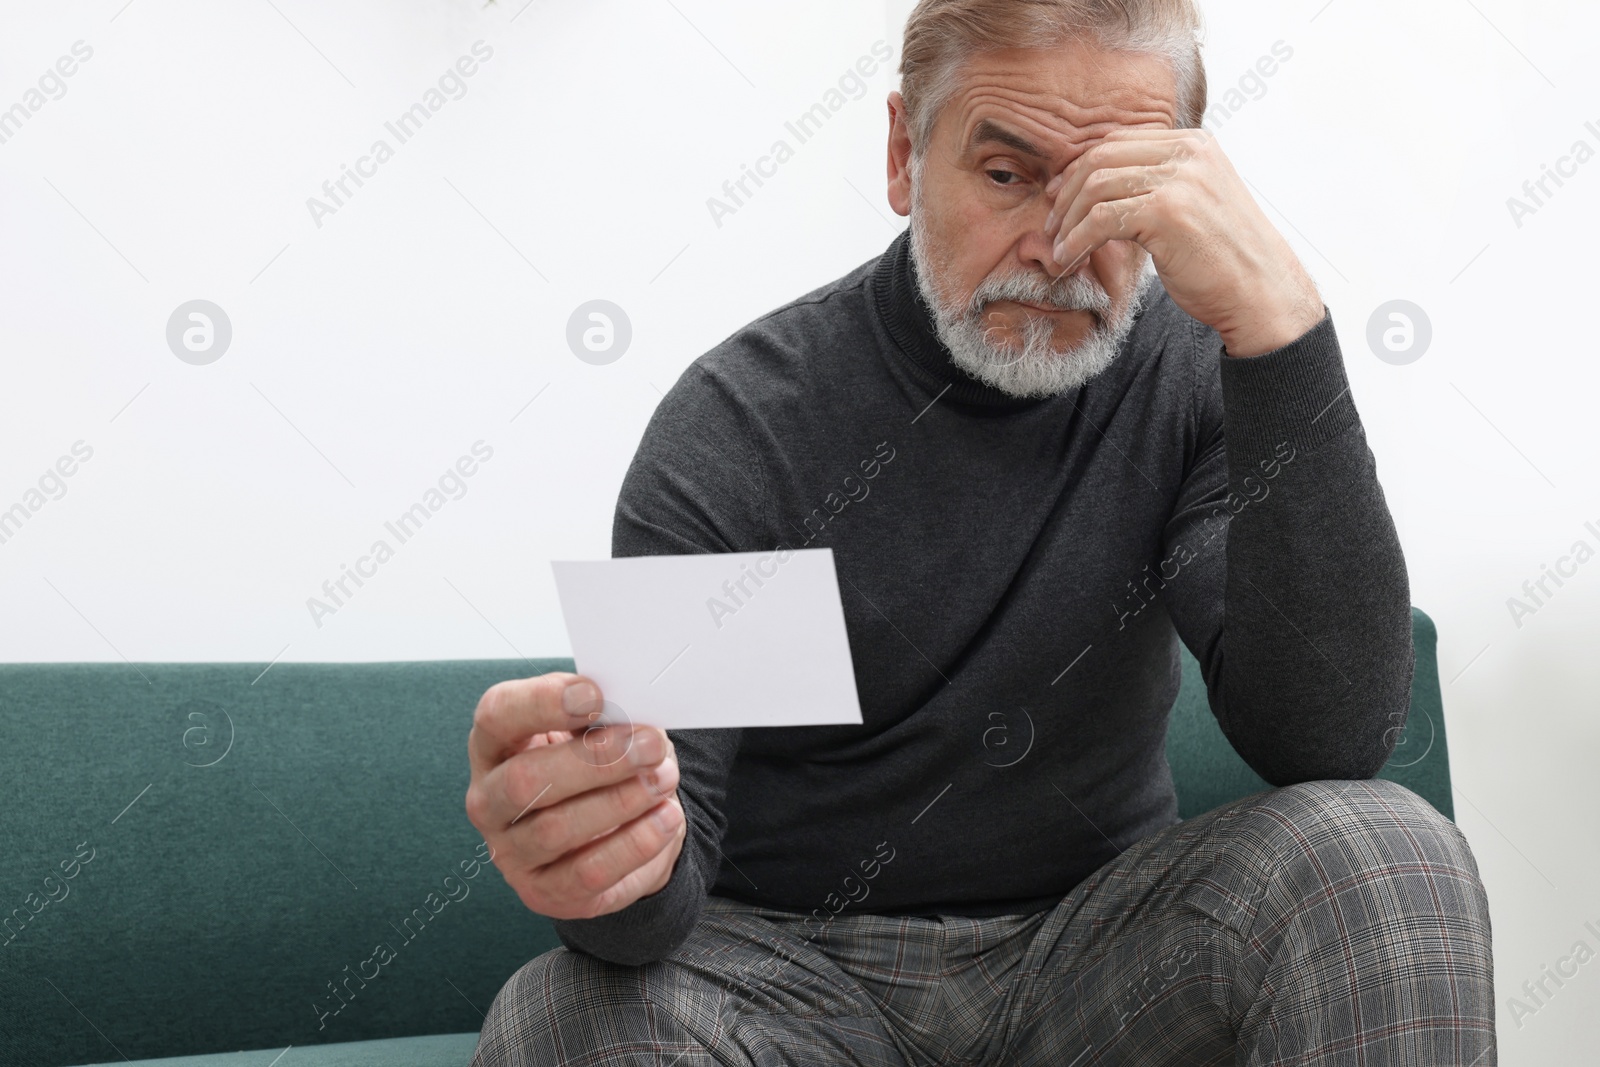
xmin=473 ymin=948 xmax=652 ymax=1066
xmin=496 ymin=945 xmax=625 ymax=1013
xmin=1221 ymin=778 xmax=1488 ymax=931
xmin=1260 ymin=778 xmax=1474 ymax=867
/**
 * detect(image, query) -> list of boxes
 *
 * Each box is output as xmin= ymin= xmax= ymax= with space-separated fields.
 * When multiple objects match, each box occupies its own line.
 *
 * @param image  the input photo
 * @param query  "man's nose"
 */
xmin=1019 ymin=224 xmax=1077 ymax=279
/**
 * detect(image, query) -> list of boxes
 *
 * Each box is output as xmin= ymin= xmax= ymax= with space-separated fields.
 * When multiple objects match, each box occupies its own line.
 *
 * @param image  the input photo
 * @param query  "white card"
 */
xmin=551 ymin=548 xmax=863 ymax=730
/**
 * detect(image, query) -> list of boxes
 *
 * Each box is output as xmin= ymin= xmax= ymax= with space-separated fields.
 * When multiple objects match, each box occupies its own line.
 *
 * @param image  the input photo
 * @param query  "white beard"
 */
xmin=908 ymin=167 xmax=1158 ymax=400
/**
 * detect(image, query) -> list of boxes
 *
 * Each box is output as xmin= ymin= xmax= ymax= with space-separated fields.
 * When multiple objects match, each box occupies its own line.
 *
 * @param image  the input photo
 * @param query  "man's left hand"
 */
xmin=1042 ymin=129 xmax=1325 ymax=358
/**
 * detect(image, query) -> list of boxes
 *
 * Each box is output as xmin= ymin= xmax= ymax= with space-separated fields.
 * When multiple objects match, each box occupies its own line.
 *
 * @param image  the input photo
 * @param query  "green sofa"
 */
xmin=0 ymin=608 xmax=1452 ymax=1067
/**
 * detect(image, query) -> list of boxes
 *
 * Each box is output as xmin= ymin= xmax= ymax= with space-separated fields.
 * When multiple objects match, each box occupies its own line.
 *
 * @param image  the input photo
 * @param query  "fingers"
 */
xmin=471 ymin=722 xmax=672 ymax=832
xmin=525 ymin=729 xmax=575 ymax=751
xmin=468 ymin=672 xmax=601 ymax=775
xmin=581 ymin=818 xmax=684 ymax=916
xmin=1046 ymin=138 xmax=1182 ymax=226
xmin=1042 ymin=131 xmax=1213 ymax=264
xmin=529 ymin=793 xmax=687 ymax=919
xmin=510 ymin=749 xmax=682 ymax=868
xmin=1049 ymin=170 xmax=1168 ymax=270
xmin=1048 ymin=163 xmax=1170 ymax=237
xmin=465 ymin=672 xmax=690 ymax=924
xmin=1050 ymin=193 xmax=1157 ymax=278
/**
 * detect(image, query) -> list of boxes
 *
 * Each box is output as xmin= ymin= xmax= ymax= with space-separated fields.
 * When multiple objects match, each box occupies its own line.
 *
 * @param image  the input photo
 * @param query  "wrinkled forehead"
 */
xmin=935 ymin=43 xmax=1180 ymax=169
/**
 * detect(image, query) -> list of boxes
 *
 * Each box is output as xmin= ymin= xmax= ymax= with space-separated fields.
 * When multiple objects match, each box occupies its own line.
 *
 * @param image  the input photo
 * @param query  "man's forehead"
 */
xmin=942 ymin=45 xmax=1178 ymax=163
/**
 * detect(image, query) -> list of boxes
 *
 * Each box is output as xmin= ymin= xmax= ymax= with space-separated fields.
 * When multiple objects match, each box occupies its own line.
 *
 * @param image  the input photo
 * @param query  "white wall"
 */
xmin=2 ymin=0 xmax=1595 ymax=1059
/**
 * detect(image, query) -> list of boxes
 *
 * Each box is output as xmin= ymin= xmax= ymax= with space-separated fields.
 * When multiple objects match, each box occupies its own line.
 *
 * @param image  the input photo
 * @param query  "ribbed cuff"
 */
xmin=1217 ymin=310 xmax=1356 ymax=462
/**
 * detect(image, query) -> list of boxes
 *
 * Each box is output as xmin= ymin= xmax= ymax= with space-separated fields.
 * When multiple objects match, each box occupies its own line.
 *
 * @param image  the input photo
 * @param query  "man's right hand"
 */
xmin=465 ymin=672 xmax=686 ymax=920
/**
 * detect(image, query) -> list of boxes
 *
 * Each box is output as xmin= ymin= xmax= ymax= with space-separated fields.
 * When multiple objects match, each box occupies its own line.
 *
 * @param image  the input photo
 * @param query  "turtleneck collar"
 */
xmin=867 ymin=228 xmax=1052 ymax=412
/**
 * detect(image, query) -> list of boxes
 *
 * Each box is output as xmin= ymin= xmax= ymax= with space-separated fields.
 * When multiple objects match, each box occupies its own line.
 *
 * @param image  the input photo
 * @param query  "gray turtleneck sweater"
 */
xmin=551 ymin=230 xmax=1412 ymax=967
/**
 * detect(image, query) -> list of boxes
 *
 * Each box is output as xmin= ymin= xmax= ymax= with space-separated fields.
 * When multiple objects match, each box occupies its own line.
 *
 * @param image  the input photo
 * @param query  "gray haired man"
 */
xmin=465 ymin=2 xmax=1494 ymax=1062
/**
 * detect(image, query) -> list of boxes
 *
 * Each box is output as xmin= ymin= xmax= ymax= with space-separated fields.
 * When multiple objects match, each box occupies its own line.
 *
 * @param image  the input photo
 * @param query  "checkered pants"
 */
xmin=471 ymin=779 xmax=1494 ymax=1066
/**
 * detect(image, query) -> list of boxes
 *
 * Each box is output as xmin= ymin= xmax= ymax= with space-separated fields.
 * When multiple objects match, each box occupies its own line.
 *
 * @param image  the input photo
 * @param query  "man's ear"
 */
xmin=886 ymin=90 xmax=913 ymax=217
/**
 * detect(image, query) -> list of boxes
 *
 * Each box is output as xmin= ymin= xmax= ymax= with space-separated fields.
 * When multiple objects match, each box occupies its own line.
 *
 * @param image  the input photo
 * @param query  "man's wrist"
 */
xmin=1220 ymin=300 xmax=1327 ymax=358
xmin=1218 ymin=267 xmax=1326 ymax=358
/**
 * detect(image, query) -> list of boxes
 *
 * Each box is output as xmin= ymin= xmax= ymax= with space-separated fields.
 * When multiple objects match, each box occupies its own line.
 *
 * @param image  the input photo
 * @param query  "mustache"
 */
xmin=967 ymin=270 xmax=1112 ymax=318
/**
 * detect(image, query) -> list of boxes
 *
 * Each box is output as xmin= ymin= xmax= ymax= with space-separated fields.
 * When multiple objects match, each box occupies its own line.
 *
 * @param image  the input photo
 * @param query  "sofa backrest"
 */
xmin=0 ymin=608 xmax=1450 ymax=1065
xmin=0 ymin=658 xmax=565 ymax=1066
xmin=1165 ymin=607 xmax=1452 ymax=820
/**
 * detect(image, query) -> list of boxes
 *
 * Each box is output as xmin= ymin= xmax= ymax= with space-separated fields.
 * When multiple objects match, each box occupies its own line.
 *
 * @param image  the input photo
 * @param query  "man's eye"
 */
xmin=987 ymin=169 xmax=1021 ymax=186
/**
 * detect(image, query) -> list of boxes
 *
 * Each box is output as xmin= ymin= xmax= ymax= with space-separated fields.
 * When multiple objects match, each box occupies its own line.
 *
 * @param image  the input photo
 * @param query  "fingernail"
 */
xmin=641 ymin=757 xmax=678 ymax=796
xmin=651 ymin=803 xmax=681 ymax=834
xmin=1053 ymin=241 xmax=1068 ymax=264
xmin=1044 ymin=210 xmax=1057 ymax=231
xmin=628 ymin=728 xmax=664 ymax=767
xmin=562 ymin=681 xmax=599 ymax=716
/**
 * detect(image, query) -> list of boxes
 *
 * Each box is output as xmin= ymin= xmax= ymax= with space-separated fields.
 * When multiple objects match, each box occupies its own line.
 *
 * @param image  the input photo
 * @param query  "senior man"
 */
xmin=466 ymin=1 xmax=1494 ymax=1063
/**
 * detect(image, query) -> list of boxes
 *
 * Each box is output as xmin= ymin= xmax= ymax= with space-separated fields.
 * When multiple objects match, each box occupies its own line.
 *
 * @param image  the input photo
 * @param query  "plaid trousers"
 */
xmin=472 ymin=779 xmax=1494 ymax=1066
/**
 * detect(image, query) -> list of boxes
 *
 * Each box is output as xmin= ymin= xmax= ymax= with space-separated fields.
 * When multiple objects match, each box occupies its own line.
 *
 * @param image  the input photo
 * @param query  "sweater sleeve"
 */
xmin=549 ymin=364 xmax=759 ymax=966
xmin=1158 ymin=309 xmax=1414 ymax=784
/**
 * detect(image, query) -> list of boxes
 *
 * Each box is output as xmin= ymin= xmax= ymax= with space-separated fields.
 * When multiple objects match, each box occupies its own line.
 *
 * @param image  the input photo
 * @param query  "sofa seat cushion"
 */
xmin=71 ymin=1032 xmax=480 ymax=1067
